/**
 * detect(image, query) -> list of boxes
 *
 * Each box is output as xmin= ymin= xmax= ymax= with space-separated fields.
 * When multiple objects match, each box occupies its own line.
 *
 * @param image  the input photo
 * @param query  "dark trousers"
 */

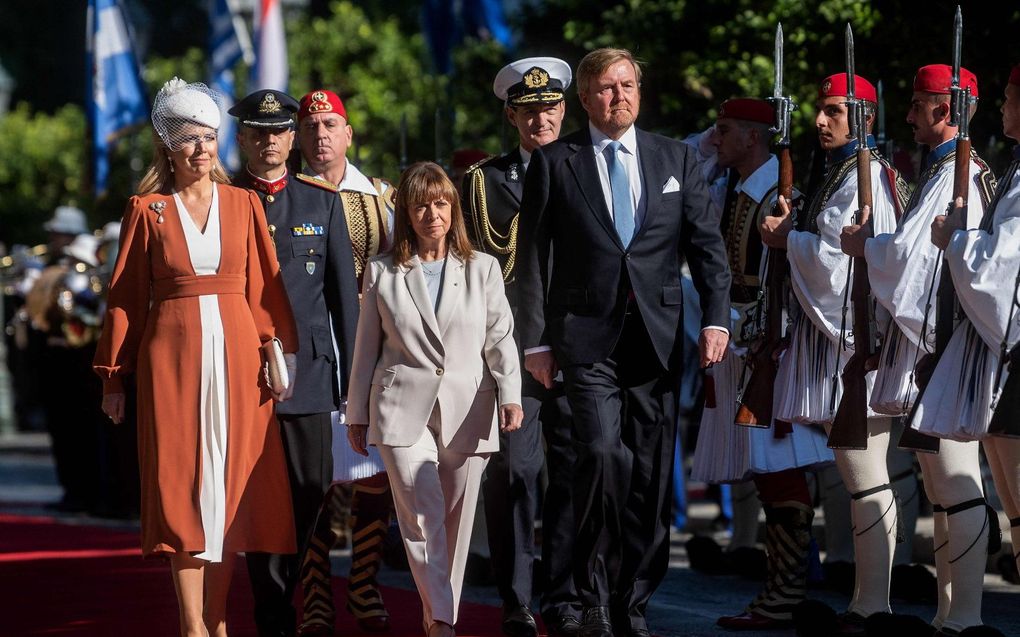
xmin=562 ymin=311 xmax=677 ymax=632
xmin=482 ymin=373 xmax=579 ymax=621
xmin=247 ymin=412 xmax=333 ymax=637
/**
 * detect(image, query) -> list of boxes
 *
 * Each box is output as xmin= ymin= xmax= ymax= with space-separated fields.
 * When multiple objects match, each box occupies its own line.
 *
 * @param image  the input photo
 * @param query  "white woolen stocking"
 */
xmin=931 ymin=510 xmax=951 ymax=630
xmin=729 ymin=480 xmax=762 ymax=551
xmin=942 ymin=503 xmax=989 ymax=632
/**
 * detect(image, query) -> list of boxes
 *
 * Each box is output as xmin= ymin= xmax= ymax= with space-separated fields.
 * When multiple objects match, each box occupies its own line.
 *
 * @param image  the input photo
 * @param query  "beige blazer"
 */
xmin=346 ymin=251 xmax=522 ymax=453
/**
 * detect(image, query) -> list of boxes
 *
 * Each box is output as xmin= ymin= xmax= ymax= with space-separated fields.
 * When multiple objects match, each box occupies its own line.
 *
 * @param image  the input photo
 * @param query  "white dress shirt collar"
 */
xmin=589 ymin=121 xmax=638 ymax=157
xmin=518 ymin=145 xmax=532 ymax=173
xmin=313 ymin=161 xmax=377 ymax=196
xmin=735 ymin=155 xmax=778 ymax=203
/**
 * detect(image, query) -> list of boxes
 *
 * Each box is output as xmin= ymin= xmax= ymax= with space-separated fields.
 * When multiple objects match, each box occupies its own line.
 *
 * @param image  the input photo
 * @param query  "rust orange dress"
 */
xmin=94 ymin=184 xmax=298 ymax=560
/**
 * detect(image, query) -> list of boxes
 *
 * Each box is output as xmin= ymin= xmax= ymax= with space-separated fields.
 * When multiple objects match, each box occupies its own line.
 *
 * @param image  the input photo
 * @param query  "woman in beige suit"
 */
xmin=347 ymin=162 xmax=523 ymax=637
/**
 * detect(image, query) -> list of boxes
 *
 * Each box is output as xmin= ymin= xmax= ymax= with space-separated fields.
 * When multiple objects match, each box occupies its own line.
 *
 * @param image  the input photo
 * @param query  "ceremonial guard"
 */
xmin=761 ymin=71 xmax=910 ymax=633
xmin=462 ymin=57 xmax=580 ymax=637
xmin=691 ymin=98 xmax=833 ymax=631
xmin=912 ymin=64 xmax=1020 ymax=634
xmin=295 ymin=88 xmax=395 ymax=635
xmin=228 ymin=89 xmax=360 ymax=637
xmin=842 ymin=61 xmax=998 ymax=634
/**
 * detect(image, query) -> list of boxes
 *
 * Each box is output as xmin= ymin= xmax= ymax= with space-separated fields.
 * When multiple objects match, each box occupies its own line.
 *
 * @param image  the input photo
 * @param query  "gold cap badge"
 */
xmin=523 ymin=67 xmax=550 ymax=89
xmin=308 ymin=91 xmax=333 ymax=114
xmin=258 ymin=92 xmax=281 ymax=114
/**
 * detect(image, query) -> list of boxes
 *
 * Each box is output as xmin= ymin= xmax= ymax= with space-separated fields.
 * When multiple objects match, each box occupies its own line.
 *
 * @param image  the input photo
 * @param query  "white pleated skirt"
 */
xmin=870 ymin=322 xmax=921 ymax=416
xmin=331 ymin=409 xmax=386 ymax=483
xmin=691 ymin=349 xmax=750 ymax=484
xmin=690 ymin=345 xmax=835 ymax=484
xmin=910 ymin=321 xmax=1007 ymax=440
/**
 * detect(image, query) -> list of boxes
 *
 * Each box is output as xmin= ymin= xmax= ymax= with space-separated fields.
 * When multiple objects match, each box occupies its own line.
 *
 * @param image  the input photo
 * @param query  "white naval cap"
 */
xmin=493 ymin=57 xmax=572 ymax=107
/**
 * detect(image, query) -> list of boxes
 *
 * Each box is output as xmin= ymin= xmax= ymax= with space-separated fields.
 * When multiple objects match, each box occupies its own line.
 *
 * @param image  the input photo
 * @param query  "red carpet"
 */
xmin=0 ymin=514 xmax=511 ymax=636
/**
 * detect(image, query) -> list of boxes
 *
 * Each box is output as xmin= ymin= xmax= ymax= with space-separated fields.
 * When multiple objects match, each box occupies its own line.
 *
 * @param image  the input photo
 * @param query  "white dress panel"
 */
xmin=175 ymin=186 xmax=229 ymax=563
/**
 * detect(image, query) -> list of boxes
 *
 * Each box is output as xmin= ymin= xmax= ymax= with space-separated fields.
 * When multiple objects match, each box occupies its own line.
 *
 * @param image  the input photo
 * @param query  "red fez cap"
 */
xmin=913 ymin=64 xmax=979 ymax=98
xmin=1010 ymin=65 xmax=1020 ymax=87
xmin=298 ymin=89 xmax=347 ymax=121
xmin=451 ymin=148 xmax=490 ymax=170
xmin=818 ymin=73 xmax=877 ymax=103
xmin=717 ymin=98 xmax=775 ymax=125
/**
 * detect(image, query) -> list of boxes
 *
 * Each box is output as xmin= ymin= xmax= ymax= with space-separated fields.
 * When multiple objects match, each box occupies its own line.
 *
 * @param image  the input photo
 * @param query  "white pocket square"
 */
xmin=662 ymin=176 xmax=680 ymax=193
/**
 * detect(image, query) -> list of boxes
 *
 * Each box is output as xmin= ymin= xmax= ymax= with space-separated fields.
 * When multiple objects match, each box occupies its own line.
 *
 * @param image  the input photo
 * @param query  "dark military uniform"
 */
xmin=230 ymin=89 xmax=361 ymax=637
xmin=463 ymin=149 xmax=579 ymax=628
xmin=236 ymin=168 xmax=361 ymax=636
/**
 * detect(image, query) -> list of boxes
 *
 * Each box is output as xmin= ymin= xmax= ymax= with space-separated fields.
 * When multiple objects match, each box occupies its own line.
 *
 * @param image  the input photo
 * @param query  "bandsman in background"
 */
xmin=688 ymin=98 xmax=834 ymax=631
xmin=840 ymin=64 xmax=997 ymax=634
xmin=294 ymin=88 xmax=395 ymax=635
xmin=229 ymin=89 xmax=362 ymax=637
xmin=761 ymin=73 xmax=910 ymax=634
xmin=462 ymin=57 xmax=580 ymax=637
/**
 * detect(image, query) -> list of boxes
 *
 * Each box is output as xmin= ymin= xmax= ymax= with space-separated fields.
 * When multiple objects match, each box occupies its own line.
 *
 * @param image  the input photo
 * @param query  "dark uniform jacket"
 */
xmin=235 ymin=171 xmax=361 ymax=415
xmin=462 ymin=149 xmax=525 ymax=308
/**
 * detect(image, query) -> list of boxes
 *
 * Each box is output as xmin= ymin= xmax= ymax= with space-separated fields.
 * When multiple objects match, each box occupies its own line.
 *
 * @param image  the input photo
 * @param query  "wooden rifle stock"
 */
xmin=735 ymin=148 xmax=793 ymax=428
xmin=828 ymin=144 xmax=874 ymax=450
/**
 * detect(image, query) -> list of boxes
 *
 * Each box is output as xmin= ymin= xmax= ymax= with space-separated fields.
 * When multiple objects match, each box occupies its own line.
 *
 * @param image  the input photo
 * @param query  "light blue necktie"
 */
xmin=605 ymin=140 xmax=635 ymax=247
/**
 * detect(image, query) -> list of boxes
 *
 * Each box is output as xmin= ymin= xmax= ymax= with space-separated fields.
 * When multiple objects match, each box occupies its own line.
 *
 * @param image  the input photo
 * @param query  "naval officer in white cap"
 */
xmin=462 ymin=56 xmax=581 ymax=637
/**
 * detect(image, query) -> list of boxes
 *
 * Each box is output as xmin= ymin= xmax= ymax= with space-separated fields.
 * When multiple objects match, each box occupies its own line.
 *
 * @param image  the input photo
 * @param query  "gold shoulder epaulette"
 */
xmin=294 ymin=173 xmax=339 ymax=192
xmin=465 ymin=155 xmax=495 ymax=175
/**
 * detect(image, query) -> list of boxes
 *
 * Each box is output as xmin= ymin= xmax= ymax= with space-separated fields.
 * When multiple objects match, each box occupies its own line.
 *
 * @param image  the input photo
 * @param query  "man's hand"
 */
xmin=524 ymin=350 xmax=558 ymax=389
xmin=102 ymin=393 xmax=125 ymax=424
xmin=931 ymin=197 xmax=966 ymax=250
xmin=699 ymin=328 xmax=729 ymax=368
xmin=499 ymin=403 xmax=525 ymax=432
xmin=347 ymin=424 xmax=369 ymax=456
xmin=761 ymin=195 xmax=793 ymax=249
xmin=839 ymin=219 xmax=872 ymax=257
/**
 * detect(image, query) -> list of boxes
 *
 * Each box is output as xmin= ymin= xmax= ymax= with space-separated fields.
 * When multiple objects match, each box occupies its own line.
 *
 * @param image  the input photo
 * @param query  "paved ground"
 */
xmin=3 ymin=431 xmax=1019 ymax=636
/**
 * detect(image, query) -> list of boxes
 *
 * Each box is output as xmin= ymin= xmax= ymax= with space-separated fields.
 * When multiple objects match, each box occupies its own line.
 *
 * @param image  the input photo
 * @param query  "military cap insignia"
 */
xmin=523 ymin=67 xmax=550 ymax=89
xmin=307 ymin=91 xmax=333 ymax=114
xmin=821 ymin=79 xmax=832 ymax=94
xmin=258 ymin=92 xmax=281 ymax=114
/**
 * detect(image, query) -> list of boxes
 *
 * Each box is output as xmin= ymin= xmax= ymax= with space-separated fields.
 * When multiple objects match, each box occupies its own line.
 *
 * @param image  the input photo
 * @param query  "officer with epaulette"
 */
xmin=229 ymin=88 xmax=361 ymax=637
xmin=462 ymin=58 xmax=580 ymax=637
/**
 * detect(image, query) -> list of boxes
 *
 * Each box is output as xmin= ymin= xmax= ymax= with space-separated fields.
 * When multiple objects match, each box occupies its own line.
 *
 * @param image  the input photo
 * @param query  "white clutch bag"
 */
xmin=261 ymin=337 xmax=290 ymax=394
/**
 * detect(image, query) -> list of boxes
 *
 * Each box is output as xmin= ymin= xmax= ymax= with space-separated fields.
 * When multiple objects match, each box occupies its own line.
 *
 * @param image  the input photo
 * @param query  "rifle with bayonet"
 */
xmin=735 ymin=22 xmax=795 ymax=429
xmin=901 ymin=6 xmax=974 ymax=452
xmin=827 ymin=24 xmax=877 ymax=450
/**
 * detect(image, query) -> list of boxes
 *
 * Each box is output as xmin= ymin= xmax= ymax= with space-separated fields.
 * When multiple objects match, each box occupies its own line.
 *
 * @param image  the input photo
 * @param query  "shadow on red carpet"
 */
xmin=0 ymin=514 xmax=518 ymax=636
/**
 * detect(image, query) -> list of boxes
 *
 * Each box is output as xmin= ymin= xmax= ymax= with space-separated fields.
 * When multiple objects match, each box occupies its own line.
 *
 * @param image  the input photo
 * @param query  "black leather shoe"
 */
xmin=501 ymin=605 xmax=538 ymax=637
xmin=578 ymin=607 xmax=612 ymax=637
xmin=619 ymin=628 xmax=650 ymax=637
xmin=546 ymin=615 xmax=582 ymax=637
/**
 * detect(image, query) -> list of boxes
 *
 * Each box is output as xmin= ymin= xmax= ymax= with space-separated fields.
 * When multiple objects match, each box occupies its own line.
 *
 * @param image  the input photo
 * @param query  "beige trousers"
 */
xmin=378 ymin=415 xmax=489 ymax=629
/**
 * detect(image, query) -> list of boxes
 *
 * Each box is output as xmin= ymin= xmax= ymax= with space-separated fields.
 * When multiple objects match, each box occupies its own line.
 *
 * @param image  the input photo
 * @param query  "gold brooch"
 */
xmin=149 ymin=200 xmax=166 ymax=224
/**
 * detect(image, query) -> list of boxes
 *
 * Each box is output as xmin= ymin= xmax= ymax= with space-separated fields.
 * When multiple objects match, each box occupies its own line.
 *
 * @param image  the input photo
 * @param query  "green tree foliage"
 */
xmin=0 ymin=104 xmax=87 ymax=245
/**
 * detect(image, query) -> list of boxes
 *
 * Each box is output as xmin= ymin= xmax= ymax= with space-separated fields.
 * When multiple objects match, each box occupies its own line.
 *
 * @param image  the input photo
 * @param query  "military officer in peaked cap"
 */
xmin=229 ymin=89 xmax=362 ymax=637
xmin=462 ymin=57 xmax=581 ymax=637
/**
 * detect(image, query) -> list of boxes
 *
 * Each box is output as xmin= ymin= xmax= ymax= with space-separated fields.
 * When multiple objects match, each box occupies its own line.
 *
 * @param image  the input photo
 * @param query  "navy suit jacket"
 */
xmin=237 ymin=172 xmax=361 ymax=415
xmin=516 ymin=126 xmax=731 ymax=370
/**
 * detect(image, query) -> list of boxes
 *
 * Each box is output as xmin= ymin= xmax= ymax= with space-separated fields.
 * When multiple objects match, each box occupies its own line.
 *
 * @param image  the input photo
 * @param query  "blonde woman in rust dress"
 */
xmin=94 ymin=78 xmax=299 ymax=637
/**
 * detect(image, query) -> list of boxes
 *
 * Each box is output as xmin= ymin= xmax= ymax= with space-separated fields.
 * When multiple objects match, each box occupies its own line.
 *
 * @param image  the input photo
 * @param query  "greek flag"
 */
xmin=251 ymin=0 xmax=287 ymax=91
xmin=208 ymin=0 xmax=252 ymax=173
xmin=86 ymin=0 xmax=148 ymax=196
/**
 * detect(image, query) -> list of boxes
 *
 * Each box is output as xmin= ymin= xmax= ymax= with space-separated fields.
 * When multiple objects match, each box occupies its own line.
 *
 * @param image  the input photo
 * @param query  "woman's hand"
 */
xmin=348 ymin=424 xmax=369 ymax=456
xmin=499 ymin=403 xmax=524 ymax=432
xmin=102 ymin=393 xmax=126 ymax=424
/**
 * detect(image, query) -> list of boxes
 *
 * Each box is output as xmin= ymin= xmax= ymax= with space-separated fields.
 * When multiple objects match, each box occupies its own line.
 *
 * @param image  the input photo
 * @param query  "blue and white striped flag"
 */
xmin=208 ymin=0 xmax=252 ymax=173
xmin=86 ymin=0 xmax=148 ymax=197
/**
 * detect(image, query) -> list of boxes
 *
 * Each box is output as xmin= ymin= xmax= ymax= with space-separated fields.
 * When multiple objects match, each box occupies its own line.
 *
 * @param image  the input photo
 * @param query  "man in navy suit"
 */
xmin=517 ymin=48 xmax=731 ymax=637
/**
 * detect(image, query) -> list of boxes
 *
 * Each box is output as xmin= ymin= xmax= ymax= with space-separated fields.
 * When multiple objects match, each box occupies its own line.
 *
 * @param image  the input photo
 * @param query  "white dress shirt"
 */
xmin=589 ymin=122 xmax=645 ymax=229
